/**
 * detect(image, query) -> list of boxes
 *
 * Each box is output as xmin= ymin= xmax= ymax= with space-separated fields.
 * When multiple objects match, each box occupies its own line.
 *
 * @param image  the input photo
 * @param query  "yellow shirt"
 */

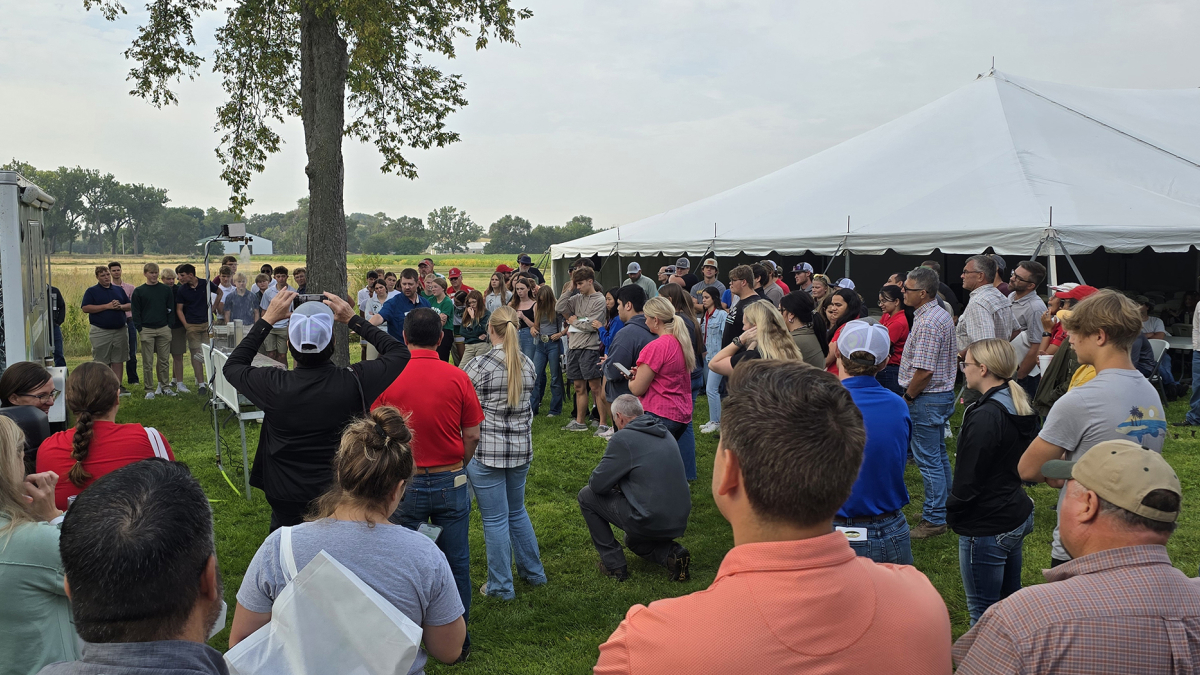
xmin=1069 ymin=364 xmax=1097 ymax=390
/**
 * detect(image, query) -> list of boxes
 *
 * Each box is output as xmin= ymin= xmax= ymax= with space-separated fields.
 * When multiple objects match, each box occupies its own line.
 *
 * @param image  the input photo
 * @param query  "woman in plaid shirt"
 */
xmin=464 ymin=306 xmax=547 ymax=600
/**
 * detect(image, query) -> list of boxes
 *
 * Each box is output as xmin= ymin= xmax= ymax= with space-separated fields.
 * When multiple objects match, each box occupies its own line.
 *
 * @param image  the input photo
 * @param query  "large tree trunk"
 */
xmin=300 ymin=2 xmax=350 ymax=366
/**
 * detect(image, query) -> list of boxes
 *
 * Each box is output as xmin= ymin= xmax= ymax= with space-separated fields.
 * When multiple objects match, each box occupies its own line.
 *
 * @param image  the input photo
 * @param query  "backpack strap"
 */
xmin=279 ymin=526 xmax=298 ymax=583
xmin=145 ymin=427 xmax=169 ymax=459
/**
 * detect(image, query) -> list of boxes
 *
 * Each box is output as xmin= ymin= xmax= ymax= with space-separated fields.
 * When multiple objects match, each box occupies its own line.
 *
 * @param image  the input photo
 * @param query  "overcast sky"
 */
xmin=4 ymin=1 xmax=1199 ymax=230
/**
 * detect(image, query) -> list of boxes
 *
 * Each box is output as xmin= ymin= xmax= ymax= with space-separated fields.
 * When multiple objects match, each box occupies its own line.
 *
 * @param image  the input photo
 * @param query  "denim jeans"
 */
xmin=517 ymin=327 xmax=535 ymax=361
xmin=840 ymin=512 xmax=913 ymax=565
xmin=125 ymin=318 xmax=139 ymax=383
xmin=52 ymin=324 xmax=66 ymax=367
xmin=647 ymin=412 xmax=695 ymax=480
xmin=532 ymin=338 xmax=564 ymax=415
xmin=1158 ymin=353 xmax=1177 ymax=387
xmin=959 ymin=510 xmax=1035 ymax=625
xmin=465 ymin=460 xmax=547 ymax=599
xmin=1188 ymin=351 xmax=1200 ymax=425
xmin=703 ymin=360 xmax=722 ymax=423
xmin=908 ymin=390 xmax=955 ymax=526
xmin=390 ymin=468 xmax=472 ymax=623
xmin=876 ymin=364 xmax=904 ymax=397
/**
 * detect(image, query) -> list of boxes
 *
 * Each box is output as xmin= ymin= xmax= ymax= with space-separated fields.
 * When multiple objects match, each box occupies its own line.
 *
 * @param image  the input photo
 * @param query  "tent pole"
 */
xmin=1048 ymin=253 xmax=1058 ymax=287
xmin=1053 ymin=236 xmax=1086 ymax=285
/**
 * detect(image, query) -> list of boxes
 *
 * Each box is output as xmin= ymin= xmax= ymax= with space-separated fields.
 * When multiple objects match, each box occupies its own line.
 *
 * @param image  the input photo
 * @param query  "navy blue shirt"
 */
xmin=378 ymin=292 xmax=430 ymax=343
xmin=838 ymin=375 xmax=911 ymax=518
xmin=176 ymin=279 xmax=221 ymax=325
xmin=80 ymin=283 xmax=130 ymax=329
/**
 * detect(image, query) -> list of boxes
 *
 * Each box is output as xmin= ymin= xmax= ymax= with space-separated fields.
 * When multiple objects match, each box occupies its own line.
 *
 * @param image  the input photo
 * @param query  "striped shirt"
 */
xmin=898 ymin=300 xmax=957 ymax=393
xmin=954 ymin=545 xmax=1200 ymax=674
xmin=955 ymin=285 xmax=1015 ymax=352
xmin=464 ymin=345 xmax=536 ymax=468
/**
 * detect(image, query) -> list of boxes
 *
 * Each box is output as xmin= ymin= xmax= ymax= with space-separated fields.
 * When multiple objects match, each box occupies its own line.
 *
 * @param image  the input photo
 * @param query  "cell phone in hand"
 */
xmin=614 ymin=362 xmax=632 ymax=378
xmin=417 ymin=523 xmax=443 ymax=542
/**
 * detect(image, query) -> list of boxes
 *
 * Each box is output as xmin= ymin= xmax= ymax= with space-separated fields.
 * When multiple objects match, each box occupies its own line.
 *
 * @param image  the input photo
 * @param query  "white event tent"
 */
xmin=550 ymin=70 xmax=1200 ymax=288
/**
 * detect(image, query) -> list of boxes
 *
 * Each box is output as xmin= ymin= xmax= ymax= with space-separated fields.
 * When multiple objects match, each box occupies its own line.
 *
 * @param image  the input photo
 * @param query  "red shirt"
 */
xmin=774 ymin=279 xmax=790 ymax=294
xmin=827 ymin=324 xmax=846 ymax=374
xmin=1050 ymin=322 xmax=1066 ymax=347
xmin=448 ymin=282 xmax=474 ymax=296
xmin=37 ymin=421 xmax=174 ymax=511
xmin=879 ymin=311 xmax=910 ymax=366
xmin=371 ymin=350 xmax=484 ymax=467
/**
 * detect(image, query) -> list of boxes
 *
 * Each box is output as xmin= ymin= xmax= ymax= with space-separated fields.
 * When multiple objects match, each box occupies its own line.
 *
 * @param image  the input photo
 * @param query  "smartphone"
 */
xmin=417 ymin=523 xmax=443 ymax=542
xmin=291 ymin=293 xmax=325 ymax=309
xmin=614 ymin=362 xmax=632 ymax=378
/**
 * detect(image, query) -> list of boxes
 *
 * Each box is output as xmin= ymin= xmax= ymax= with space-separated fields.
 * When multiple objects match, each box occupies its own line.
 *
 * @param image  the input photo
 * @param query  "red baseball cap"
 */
xmin=496 ymin=264 xmax=514 ymax=274
xmin=448 ymin=268 xmax=462 ymax=279
xmin=1049 ymin=283 xmax=1099 ymax=301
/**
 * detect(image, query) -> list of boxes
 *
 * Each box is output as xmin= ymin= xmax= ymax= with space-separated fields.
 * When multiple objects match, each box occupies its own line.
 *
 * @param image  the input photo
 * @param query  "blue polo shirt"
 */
xmin=838 ymin=375 xmax=911 ymax=519
xmin=378 ymin=292 xmax=430 ymax=343
xmin=176 ymin=279 xmax=222 ymax=325
xmin=80 ymin=283 xmax=130 ymax=329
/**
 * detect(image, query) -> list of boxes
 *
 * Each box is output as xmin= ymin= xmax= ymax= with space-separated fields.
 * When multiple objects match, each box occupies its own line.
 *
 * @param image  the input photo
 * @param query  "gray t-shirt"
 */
xmin=1008 ymin=290 xmax=1048 ymax=344
xmin=1038 ymin=368 xmax=1167 ymax=559
xmin=237 ymin=519 xmax=464 ymax=675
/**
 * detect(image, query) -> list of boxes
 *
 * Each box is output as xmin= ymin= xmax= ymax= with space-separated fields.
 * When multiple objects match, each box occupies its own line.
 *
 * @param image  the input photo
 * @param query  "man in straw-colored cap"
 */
xmin=955 ymin=439 xmax=1197 ymax=674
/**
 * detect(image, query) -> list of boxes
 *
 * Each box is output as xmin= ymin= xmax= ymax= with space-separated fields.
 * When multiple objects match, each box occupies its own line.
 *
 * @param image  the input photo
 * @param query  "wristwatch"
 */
xmin=1041 ymin=331 xmax=1052 ymax=337
xmin=732 ymin=336 xmax=743 ymax=347
xmin=903 ymin=392 xmax=917 ymax=402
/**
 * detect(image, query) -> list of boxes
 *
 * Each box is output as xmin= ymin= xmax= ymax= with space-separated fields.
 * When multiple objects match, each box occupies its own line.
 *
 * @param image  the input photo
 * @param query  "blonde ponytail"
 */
xmin=644 ymin=297 xmax=695 ymax=372
xmin=966 ymin=338 xmax=1033 ymax=416
xmin=489 ymin=306 xmax=526 ymax=408
xmin=743 ymin=302 xmax=803 ymax=362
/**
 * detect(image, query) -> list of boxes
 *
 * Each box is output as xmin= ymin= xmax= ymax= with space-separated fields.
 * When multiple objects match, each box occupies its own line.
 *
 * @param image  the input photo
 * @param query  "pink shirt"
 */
xmin=595 ymin=532 xmax=953 ymax=675
xmin=636 ymin=334 xmax=692 ymax=424
xmin=118 ymin=281 xmax=135 ymax=319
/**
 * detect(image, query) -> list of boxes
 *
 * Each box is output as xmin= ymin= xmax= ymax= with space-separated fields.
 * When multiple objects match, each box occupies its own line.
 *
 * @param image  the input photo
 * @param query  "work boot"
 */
xmin=665 ymin=543 xmax=691 ymax=582
xmin=597 ymin=561 xmax=629 ymax=582
xmin=909 ymin=520 xmax=948 ymax=540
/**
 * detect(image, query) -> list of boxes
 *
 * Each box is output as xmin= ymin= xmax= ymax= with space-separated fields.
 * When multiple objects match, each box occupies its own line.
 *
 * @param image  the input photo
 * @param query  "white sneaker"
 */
xmin=161 ymin=386 xmax=176 ymax=397
xmin=175 ymin=382 xmax=191 ymax=394
xmin=594 ymin=425 xmax=614 ymax=439
xmin=700 ymin=421 xmax=720 ymax=434
xmin=145 ymin=391 xmax=155 ymax=400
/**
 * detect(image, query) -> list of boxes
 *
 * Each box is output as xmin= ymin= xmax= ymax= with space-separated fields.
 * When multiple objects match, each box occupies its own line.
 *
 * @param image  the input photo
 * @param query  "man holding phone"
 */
xmin=602 ymin=285 xmax=654 ymax=406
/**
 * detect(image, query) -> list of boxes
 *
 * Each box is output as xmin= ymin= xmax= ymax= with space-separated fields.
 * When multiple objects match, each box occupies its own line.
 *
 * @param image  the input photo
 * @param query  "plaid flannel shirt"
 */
xmin=954 ymin=545 xmax=1200 ymax=674
xmin=898 ymin=300 xmax=957 ymax=393
xmin=464 ymin=345 xmax=536 ymax=468
xmin=956 ymin=285 xmax=1016 ymax=351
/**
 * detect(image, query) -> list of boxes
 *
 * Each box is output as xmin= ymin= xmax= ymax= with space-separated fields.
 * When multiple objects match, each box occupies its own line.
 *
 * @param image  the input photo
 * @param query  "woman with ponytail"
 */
xmin=628 ymin=297 xmax=695 ymax=444
xmin=36 ymin=362 xmax=173 ymax=511
xmin=708 ymin=301 xmax=803 ymax=378
xmin=463 ymin=306 xmax=547 ymax=600
xmin=948 ymin=338 xmax=1039 ymax=625
xmin=231 ymin=405 xmax=468 ymax=666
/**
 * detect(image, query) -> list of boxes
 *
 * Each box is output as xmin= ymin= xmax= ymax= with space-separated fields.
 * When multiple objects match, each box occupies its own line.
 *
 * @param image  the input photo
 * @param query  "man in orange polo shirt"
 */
xmin=372 ymin=308 xmax=482 ymax=654
xmin=594 ymin=361 xmax=952 ymax=675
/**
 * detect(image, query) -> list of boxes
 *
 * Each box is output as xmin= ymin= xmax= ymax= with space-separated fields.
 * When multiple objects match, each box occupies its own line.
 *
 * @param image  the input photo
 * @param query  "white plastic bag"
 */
xmin=226 ymin=528 xmax=423 ymax=675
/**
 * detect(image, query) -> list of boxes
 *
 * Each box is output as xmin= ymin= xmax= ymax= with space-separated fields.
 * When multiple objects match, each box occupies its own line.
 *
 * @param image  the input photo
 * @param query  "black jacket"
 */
xmin=224 ymin=315 xmax=410 ymax=503
xmin=51 ymin=286 xmax=66 ymax=326
xmin=947 ymin=384 xmax=1038 ymax=537
xmin=589 ymin=414 xmax=691 ymax=538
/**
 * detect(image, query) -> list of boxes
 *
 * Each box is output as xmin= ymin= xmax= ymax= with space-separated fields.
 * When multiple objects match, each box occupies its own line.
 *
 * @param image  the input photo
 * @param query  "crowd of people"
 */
xmin=2 ymin=250 xmax=1198 ymax=674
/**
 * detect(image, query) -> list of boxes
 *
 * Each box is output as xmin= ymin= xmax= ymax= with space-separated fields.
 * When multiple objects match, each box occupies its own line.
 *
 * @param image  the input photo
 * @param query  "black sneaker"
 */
xmin=597 ymin=561 xmax=629 ymax=582
xmin=665 ymin=544 xmax=691 ymax=582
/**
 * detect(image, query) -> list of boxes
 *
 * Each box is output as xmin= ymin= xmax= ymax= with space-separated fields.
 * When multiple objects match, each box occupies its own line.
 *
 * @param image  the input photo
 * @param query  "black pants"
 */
xmin=266 ymin=496 xmax=312 ymax=533
xmin=438 ymin=330 xmax=454 ymax=362
xmin=646 ymin=412 xmax=687 ymax=441
xmin=577 ymin=485 xmax=679 ymax=570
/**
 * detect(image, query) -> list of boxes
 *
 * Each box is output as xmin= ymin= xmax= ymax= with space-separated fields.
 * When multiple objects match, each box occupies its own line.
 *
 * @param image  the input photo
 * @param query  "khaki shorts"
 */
xmin=185 ymin=323 xmax=208 ymax=357
xmin=90 ymin=325 xmax=129 ymax=364
xmin=263 ymin=327 xmax=289 ymax=354
xmin=170 ymin=326 xmax=187 ymax=356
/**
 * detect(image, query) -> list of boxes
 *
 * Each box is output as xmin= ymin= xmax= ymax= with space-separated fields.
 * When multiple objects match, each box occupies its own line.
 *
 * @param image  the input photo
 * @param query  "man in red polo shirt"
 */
xmin=372 ymin=307 xmax=481 ymax=638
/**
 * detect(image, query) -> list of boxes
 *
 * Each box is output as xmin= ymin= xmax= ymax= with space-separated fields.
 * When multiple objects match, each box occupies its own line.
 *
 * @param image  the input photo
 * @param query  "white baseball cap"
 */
xmin=837 ymin=320 xmax=891 ymax=366
xmin=627 ymin=262 xmax=641 ymax=274
xmin=288 ymin=301 xmax=335 ymax=353
xmin=836 ymin=277 xmax=856 ymax=290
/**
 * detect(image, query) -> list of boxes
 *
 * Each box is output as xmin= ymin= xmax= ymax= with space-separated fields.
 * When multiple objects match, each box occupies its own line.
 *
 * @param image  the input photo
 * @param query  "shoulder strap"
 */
xmin=145 ymin=427 xmax=169 ymax=459
xmin=279 ymin=526 xmax=298 ymax=582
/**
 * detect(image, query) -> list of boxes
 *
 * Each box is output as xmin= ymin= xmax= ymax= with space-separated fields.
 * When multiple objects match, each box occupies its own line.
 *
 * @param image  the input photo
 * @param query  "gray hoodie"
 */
xmin=588 ymin=413 xmax=691 ymax=538
xmin=602 ymin=314 xmax=654 ymax=402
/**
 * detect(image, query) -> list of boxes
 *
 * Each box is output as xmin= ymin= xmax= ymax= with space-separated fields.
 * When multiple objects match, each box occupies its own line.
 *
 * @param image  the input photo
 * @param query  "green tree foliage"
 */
xmin=526 ymin=214 xmax=597 ymax=253
xmin=484 ymin=214 xmax=532 ymax=253
xmin=85 ymin=0 xmax=531 ymax=367
xmin=427 ymin=206 xmax=482 ymax=253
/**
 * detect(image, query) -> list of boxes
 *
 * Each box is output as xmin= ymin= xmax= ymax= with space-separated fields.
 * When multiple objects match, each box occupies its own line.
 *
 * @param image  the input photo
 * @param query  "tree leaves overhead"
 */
xmin=87 ymin=0 xmax=532 ymax=214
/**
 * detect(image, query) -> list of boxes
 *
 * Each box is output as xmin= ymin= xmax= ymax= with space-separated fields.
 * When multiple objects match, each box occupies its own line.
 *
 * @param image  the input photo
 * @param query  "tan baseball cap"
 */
xmin=1042 ymin=440 xmax=1181 ymax=523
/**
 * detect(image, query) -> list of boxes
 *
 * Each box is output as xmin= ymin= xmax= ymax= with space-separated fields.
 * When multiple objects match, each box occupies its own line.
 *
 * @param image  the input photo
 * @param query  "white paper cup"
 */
xmin=1038 ymin=354 xmax=1054 ymax=374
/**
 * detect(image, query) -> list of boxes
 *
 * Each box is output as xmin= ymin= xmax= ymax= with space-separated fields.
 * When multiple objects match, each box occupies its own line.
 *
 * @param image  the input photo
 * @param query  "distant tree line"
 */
xmin=5 ymin=160 xmax=597 ymax=256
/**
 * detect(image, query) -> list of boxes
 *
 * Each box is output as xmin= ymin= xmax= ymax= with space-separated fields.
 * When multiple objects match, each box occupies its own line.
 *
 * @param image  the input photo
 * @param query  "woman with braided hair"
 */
xmin=231 ymin=405 xmax=468 ymax=666
xmin=36 ymin=362 xmax=173 ymax=511
xmin=464 ymin=306 xmax=546 ymax=600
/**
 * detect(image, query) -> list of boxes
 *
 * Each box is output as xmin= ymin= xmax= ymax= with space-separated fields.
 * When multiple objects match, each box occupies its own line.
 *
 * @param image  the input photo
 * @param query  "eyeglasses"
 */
xmin=959 ymin=360 xmax=980 ymax=373
xmin=1010 ymin=271 xmax=1034 ymax=284
xmin=900 ymin=285 xmax=922 ymax=294
xmin=20 ymin=389 xmax=60 ymax=404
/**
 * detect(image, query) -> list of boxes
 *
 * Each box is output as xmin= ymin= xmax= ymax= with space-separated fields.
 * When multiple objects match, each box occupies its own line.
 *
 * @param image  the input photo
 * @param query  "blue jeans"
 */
xmin=647 ymin=413 xmax=695 ymax=481
xmin=125 ymin=318 xmax=139 ymax=383
xmin=466 ymin=460 xmax=547 ymax=599
xmin=908 ymin=390 xmax=955 ymax=526
xmin=703 ymin=360 xmax=722 ymax=423
xmin=1188 ymin=351 xmax=1200 ymax=425
xmin=53 ymin=324 xmax=66 ymax=367
xmin=959 ymin=510 xmax=1035 ymax=625
xmin=876 ymin=364 xmax=904 ymax=397
xmin=517 ymin=327 xmax=535 ymax=361
xmin=390 ymin=468 xmax=472 ymax=623
xmin=1158 ymin=353 xmax=1177 ymax=387
xmin=532 ymin=338 xmax=564 ymax=415
xmin=840 ymin=512 xmax=913 ymax=565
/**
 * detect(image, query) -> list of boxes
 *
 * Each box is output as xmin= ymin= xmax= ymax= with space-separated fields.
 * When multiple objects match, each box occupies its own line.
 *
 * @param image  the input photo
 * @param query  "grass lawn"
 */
xmin=79 ymin=353 xmax=1200 ymax=674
